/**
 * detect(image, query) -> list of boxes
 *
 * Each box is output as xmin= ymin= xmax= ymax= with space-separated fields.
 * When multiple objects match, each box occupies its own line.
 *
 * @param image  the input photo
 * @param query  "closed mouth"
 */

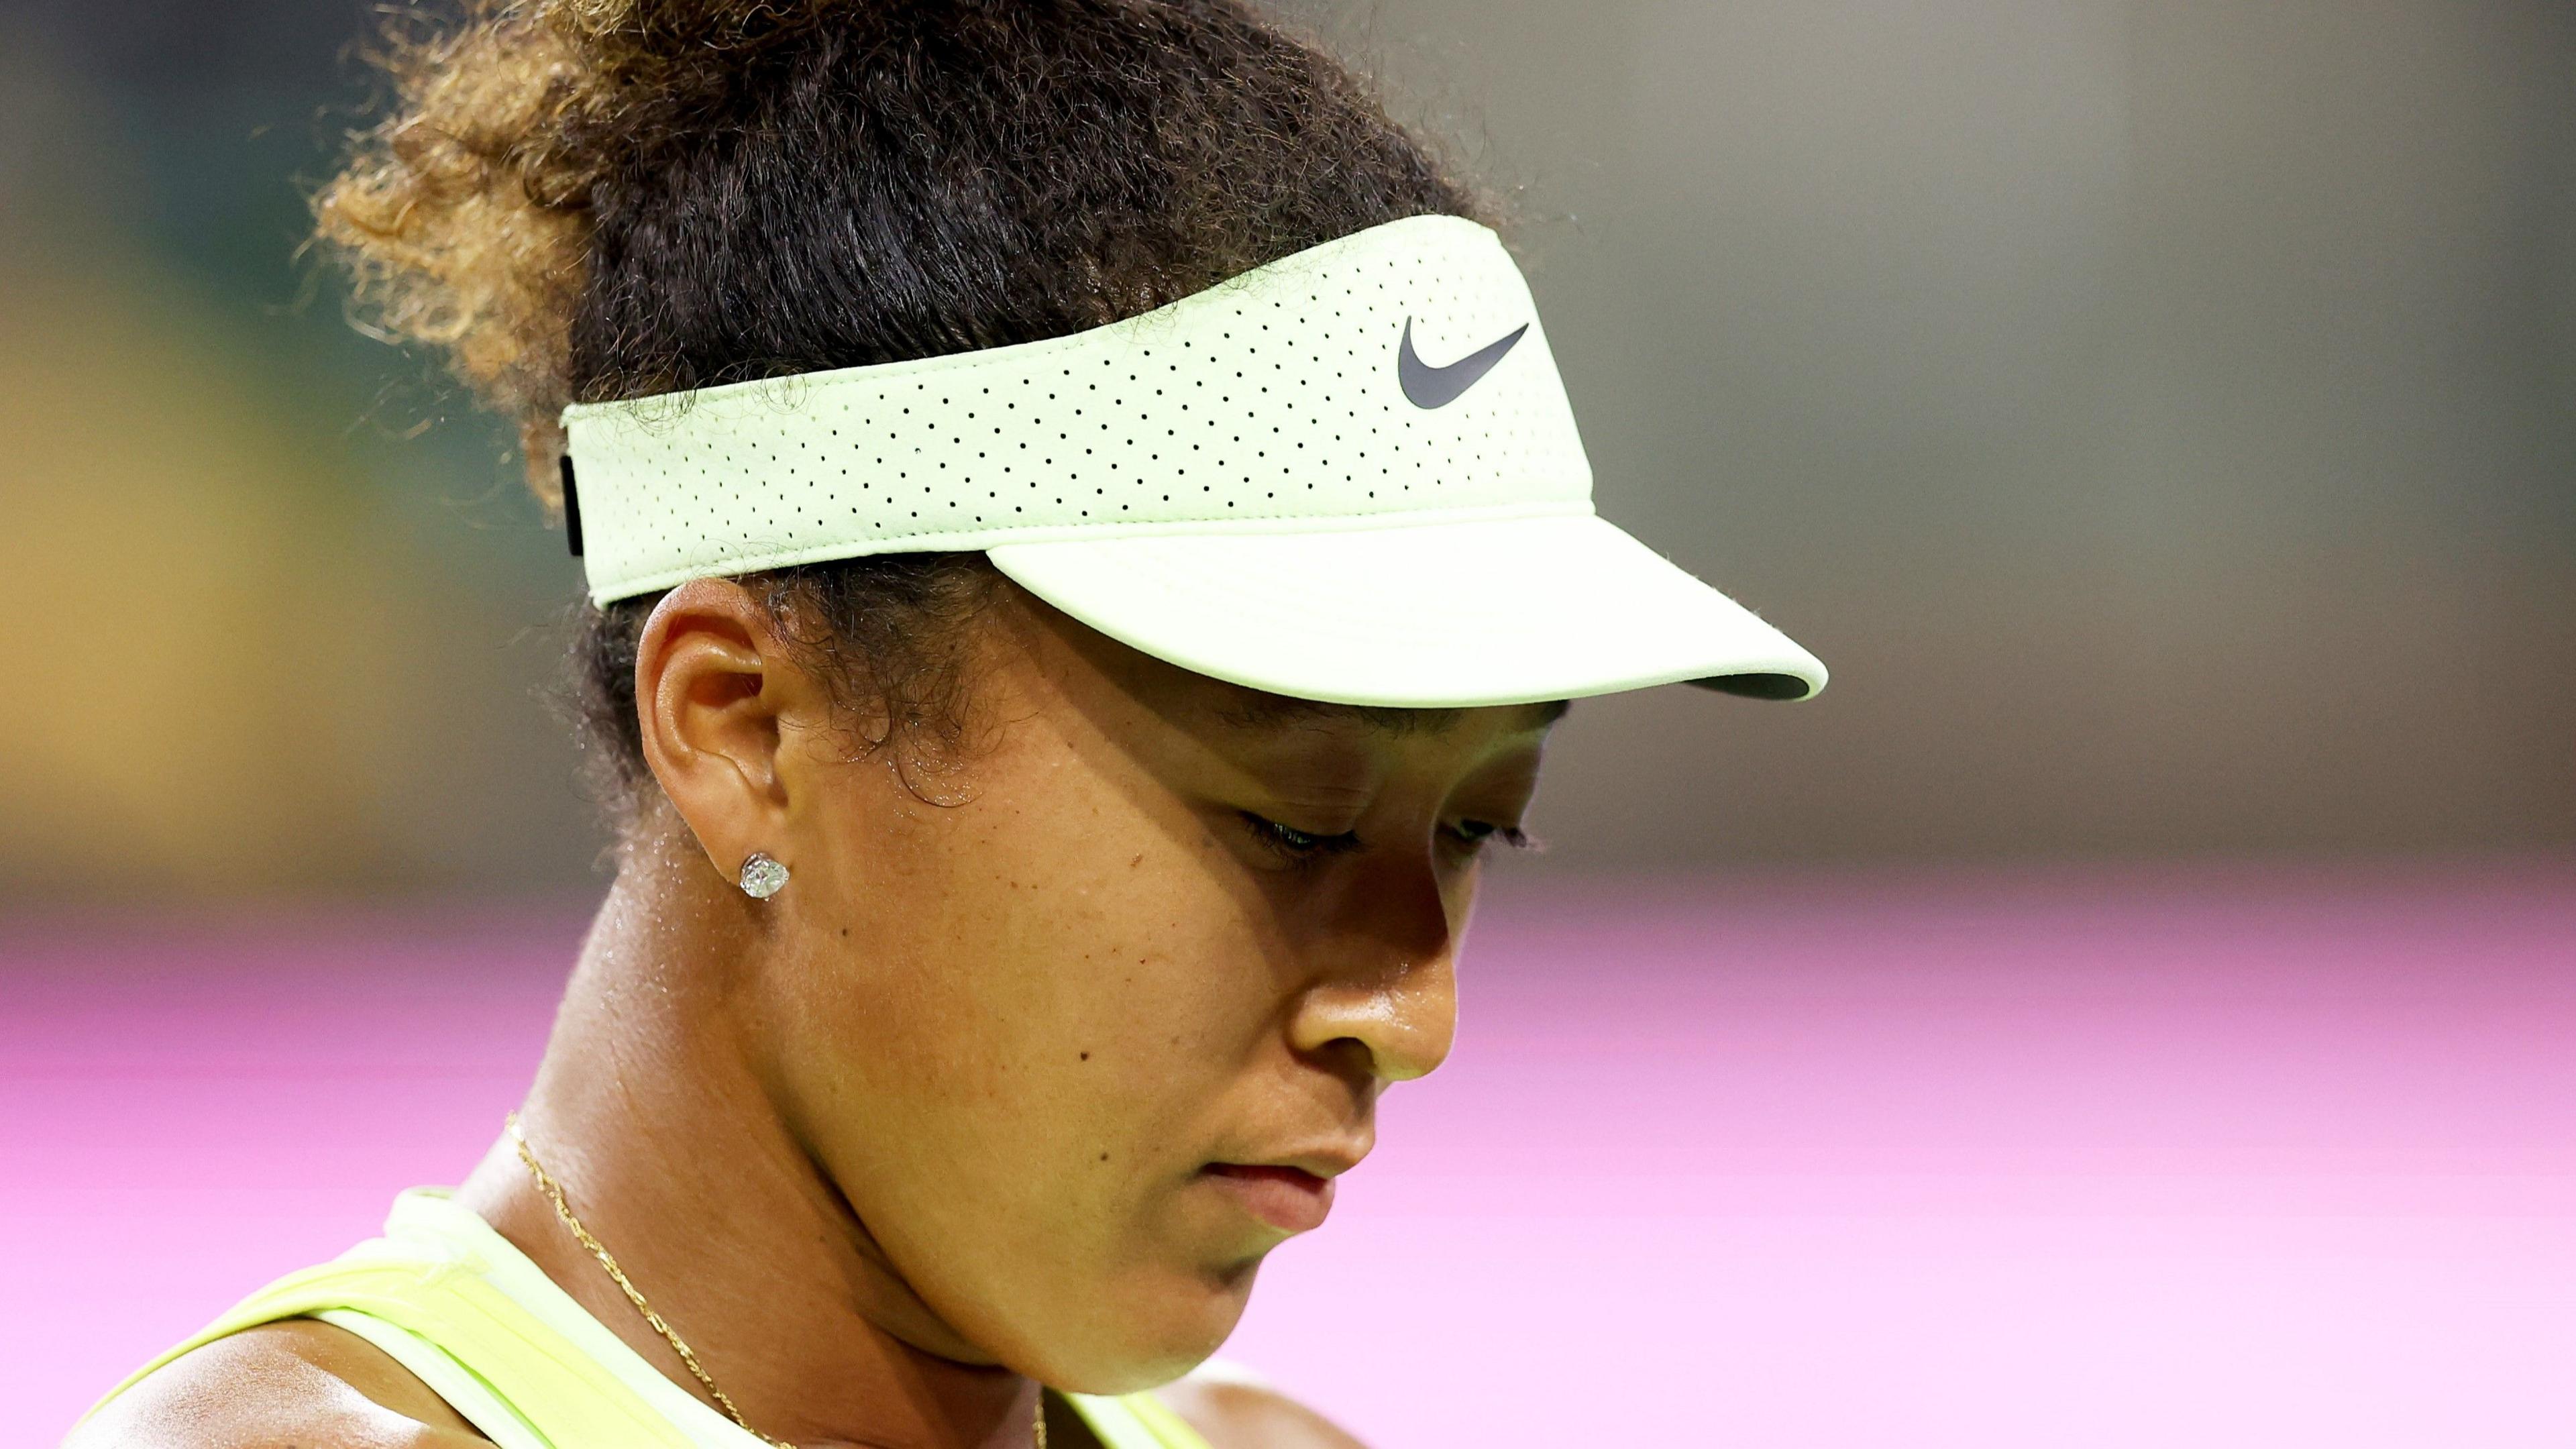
xmin=1200 ymin=1161 xmax=1337 ymax=1233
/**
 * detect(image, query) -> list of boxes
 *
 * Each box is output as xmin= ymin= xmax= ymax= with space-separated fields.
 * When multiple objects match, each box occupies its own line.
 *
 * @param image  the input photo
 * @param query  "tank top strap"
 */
xmin=81 ymin=1192 xmax=1216 ymax=1449
xmin=80 ymin=1244 xmax=696 ymax=1446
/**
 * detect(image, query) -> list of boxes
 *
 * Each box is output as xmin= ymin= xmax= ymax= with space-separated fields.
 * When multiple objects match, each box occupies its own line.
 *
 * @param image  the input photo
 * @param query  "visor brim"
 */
xmin=985 ymin=512 xmax=1825 ymax=709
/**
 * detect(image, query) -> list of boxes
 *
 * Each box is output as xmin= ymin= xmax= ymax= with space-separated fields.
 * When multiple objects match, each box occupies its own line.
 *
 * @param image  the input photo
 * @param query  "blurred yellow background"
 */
xmin=1 ymin=0 xmax=2568 ymax=901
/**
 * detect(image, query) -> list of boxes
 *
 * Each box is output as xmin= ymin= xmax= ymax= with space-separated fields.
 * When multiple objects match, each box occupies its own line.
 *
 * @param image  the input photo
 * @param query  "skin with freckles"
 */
xmin=77 ymin=576 xmax=1558 ymax=1449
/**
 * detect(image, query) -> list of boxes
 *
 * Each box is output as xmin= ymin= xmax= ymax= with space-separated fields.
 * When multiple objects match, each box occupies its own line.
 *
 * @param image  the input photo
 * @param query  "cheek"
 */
xmin=769 ymin=757 xmax=1286 ymax=1373
xmin=918 ymin=783 xmax=1277 ymax=1160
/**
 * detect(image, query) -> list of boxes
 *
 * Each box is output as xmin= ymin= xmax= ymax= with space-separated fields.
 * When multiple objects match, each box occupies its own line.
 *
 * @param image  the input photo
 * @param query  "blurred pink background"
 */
xmin=13 ymin=862 xmax=2571 ymax=1444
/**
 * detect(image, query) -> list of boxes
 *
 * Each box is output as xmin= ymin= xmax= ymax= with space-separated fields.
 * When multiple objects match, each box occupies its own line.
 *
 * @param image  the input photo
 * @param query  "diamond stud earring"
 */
xmin=737 ymin=851 xmax=790 ymax=900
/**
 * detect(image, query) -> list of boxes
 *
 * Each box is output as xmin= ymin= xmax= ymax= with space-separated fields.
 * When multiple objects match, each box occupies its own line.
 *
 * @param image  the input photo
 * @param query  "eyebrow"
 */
xmin=1216 ymin=693 xmax=1572 ymax=737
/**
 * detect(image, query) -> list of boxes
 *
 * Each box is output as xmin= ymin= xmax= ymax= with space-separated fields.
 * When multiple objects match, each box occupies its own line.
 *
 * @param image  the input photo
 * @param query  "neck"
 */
xmin=455 ymin=838 xmax=1042 ymax=1449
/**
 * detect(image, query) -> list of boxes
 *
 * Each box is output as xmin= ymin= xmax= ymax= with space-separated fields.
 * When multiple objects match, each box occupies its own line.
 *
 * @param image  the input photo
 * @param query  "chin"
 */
xmin=1038 ymin=1258 xmax=1263 ymax=1394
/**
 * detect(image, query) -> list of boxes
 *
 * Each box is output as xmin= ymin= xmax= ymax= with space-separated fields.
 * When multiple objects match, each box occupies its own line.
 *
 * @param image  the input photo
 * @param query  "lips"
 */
xmin=1201 ymin=1162 xmax=1337 ymax=1234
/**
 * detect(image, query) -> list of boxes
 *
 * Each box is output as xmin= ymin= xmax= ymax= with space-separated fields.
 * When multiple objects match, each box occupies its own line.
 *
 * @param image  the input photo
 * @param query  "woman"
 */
xmin=74 ymin=1 xmax=1823 ymax=1445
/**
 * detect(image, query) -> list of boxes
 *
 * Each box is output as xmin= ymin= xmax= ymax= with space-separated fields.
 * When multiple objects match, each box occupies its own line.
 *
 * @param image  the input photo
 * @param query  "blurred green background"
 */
xmin=1 ymin=0 xmax=2569 ymax=901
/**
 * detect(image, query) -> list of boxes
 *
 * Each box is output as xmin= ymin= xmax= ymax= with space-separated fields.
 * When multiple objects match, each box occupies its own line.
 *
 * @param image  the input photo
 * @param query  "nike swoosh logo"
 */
xmin=1397 ymin=318 xmax=1530 ymax=409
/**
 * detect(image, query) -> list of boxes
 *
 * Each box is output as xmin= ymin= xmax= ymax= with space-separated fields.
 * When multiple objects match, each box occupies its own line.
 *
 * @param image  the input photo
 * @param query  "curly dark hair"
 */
xmin=313 ymin=0 xmax=1493 ymax=819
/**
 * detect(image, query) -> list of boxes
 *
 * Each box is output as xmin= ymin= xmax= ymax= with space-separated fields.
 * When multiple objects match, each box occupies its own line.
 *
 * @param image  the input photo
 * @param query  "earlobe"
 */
xmin=632 ymin=580 xmax=805 ymax=886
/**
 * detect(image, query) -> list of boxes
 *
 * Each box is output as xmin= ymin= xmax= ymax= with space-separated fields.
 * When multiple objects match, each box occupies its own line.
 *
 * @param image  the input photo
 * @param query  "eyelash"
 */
xmin=1240 ymin=813 xmax=1361 ymax=860
xmin=1238 ymin=812 xmax=1531 ymax=861
xmin=1450 ymin=819 xmax=1534 ymax=853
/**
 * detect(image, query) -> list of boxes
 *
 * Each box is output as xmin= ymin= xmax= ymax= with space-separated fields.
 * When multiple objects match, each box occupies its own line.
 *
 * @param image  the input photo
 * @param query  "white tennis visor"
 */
xmin=559 ymin=214 xmax=1825 ymax=707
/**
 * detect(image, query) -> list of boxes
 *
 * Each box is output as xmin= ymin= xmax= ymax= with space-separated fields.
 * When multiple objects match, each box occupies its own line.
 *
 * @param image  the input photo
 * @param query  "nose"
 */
xmin=1284 ymin=857 xmax=1461 ymax=1085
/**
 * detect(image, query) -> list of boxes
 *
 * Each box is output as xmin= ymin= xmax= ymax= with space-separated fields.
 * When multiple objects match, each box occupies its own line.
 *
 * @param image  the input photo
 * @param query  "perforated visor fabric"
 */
xmin=989 ymin=513 xmax=1825 ymax=708
xmin=563 ymin=215 xmax=1589 ymax=600
xmin=560 ymin=214 xmax=1827 ymax=705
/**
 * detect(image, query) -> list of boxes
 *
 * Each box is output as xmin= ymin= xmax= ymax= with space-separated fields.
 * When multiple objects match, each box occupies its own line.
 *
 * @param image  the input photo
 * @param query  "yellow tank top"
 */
xmin=83 ymin=1188 xmax=1218 ymax=1449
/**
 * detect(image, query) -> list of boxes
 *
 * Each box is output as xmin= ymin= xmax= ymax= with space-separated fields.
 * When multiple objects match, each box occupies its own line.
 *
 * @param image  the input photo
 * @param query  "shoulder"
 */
xmin=1152 ymin=1364 xmax=1370 ymax=1449
xmin=64 ymin=1318 xmax=492 ymax=1449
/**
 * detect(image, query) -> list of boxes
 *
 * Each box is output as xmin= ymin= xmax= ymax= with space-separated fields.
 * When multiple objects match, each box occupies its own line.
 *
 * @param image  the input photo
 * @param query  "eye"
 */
xmin=1445 ymin=818 xmax=1534 ymax=855
xmin=1239 ymin=812 xmax=1362 ymax=861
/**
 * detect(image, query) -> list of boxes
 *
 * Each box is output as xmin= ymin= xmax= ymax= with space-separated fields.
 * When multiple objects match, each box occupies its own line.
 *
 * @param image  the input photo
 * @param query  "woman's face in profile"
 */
xmin=736 ymin=586 xmax=1558 ymax=1390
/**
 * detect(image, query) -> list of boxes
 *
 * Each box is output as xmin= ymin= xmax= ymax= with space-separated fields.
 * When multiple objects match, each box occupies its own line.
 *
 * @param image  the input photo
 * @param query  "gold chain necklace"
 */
xmin=506 ymin=1112 xmax=1046 ymax=1449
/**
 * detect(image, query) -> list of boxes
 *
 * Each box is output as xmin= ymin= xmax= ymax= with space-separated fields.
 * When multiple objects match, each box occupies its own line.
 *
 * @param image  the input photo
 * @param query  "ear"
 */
xmin=633 ymin=578 xmax=829 ymax=888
